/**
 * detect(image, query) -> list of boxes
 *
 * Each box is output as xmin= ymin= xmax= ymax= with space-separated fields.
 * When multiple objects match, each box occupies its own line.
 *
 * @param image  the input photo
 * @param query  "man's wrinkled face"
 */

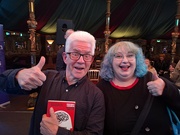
xmin=63 ymin=41 xmax=93 ymax=81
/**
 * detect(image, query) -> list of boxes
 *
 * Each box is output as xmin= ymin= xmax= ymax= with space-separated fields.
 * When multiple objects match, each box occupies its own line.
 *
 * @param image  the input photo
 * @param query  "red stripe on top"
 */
xmin=110 ymin=78 xmax=139 ymax=90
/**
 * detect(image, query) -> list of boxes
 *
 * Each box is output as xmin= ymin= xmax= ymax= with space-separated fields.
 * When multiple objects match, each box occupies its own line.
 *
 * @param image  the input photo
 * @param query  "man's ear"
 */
xmin=62 ymin=52 xmax=67 ymax=64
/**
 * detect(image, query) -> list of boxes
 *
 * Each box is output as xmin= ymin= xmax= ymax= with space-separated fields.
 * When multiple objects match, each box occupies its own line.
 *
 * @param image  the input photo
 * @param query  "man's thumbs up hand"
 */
xmin=147 ymin=73 xmax=165 ymax=96
xmin=16 ymin=56 xmax=46 ymax=90
xmin=36 ymin=56 xmax=46 ymax=70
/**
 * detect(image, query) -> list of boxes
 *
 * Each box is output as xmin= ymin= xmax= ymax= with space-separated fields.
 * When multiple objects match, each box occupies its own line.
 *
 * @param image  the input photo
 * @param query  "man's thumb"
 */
xmin=36 ymin=56 xmax=45 ymax=70
xmin=49 ymin=107 xmax=56 ymax=118
xmin=152 ymin=73 xmax=159 ymax=81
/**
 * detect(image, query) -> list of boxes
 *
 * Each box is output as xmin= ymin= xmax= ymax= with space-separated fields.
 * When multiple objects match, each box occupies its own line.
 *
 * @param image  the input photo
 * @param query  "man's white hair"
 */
xmin=65 ymin=31 xmax=96 ymax=55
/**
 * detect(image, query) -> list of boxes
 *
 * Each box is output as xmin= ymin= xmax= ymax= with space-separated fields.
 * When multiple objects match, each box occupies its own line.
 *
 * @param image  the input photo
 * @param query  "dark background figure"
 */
xmin=56 ymin=46 xmax=66 ymax=71
xmin=154 ymin=54 xmax=170 ymax=76
xmin=144 ymin=58 xmax=158 ymax=76
xmin=170 ymin=60 xmax=180 ymax=88
xmin=163 ymin=62 xmax=176 ymax=82
xmin=56 ymin=29 xmax=74 ymax=71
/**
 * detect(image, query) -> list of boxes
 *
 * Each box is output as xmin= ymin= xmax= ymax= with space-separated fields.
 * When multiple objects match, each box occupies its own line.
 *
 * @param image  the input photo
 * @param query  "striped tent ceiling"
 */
xmin=0 ymin=0 xmax=177 ymax=39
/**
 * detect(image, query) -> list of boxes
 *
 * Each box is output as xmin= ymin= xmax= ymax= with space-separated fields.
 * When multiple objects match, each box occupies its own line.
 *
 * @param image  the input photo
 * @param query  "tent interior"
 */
xmin=0 ymin=0 xmax=180 ymax=69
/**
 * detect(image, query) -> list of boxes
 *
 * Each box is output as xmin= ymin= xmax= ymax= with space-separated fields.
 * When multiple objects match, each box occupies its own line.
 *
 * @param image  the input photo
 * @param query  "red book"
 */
xmin=47 ymin=100 xmax=76 ymax=131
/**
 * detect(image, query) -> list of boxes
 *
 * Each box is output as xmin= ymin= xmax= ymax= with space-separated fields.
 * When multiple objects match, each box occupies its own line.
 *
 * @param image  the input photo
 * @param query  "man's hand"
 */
xmin=147 ymin=73 xmax=165 ymax=96
xmin=40 ymin=107 xmax=59 ymax=135
xmin=16 ymin=56 xmax=46 ymax=90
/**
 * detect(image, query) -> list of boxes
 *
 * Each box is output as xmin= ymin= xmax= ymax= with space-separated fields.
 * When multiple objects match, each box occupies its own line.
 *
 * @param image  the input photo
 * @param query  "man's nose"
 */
xmin=77 ymin=55 xmax=85 ymax=62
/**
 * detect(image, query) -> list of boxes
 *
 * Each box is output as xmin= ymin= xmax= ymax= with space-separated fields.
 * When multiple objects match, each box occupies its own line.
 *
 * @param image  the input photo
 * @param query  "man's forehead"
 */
xmin=70 ymin=47 xmax=91 ymax=53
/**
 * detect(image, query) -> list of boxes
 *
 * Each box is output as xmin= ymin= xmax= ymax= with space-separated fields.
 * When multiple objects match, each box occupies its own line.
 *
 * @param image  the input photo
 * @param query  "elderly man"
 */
xmin=1 ymin=31 xmax=105 ymax=135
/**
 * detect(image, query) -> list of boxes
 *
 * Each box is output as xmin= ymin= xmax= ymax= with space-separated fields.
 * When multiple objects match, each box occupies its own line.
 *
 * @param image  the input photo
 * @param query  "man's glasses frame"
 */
xmin=66 ymin=52 xmax=94 ymax=62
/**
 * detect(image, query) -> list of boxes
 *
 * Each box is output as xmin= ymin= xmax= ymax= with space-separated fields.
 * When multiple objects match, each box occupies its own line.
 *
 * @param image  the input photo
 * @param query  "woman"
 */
xmin=144 ymin=58 xmax=157 ymax=76
xmin=97 ymin=41 xmax=180 ymax=135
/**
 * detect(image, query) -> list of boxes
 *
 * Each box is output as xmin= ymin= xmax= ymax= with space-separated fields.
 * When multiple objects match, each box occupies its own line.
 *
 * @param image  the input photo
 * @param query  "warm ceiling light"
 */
xmin=47 ymin=39 xmax=54 ymax=45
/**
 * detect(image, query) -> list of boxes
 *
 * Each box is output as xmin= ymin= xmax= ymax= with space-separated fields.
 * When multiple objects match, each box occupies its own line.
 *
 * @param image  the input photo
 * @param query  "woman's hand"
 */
xmin=147 ymin=73 xmax=165 ymax=96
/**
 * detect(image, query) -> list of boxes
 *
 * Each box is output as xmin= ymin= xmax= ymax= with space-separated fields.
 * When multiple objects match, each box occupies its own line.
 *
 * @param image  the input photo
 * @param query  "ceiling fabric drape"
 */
xmin=94 ymin=0 xmax=138 ymax=38
xmin=110 ymin=0 xmax=177 ymax=39
xmin=40 ymin=0 xmax=107 ymax=34
xmin=35 ymin=0 xmax=62 ymax=31
xmin=0 ymin=0 xmax=29 ymax=30
xmin=0 ymin=0 xmax=177 ymax=39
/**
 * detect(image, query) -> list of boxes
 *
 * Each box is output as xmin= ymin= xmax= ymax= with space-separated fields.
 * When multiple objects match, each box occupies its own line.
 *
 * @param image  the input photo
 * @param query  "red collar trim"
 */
xmin=110 ymin=78 xmax=139 ymax=90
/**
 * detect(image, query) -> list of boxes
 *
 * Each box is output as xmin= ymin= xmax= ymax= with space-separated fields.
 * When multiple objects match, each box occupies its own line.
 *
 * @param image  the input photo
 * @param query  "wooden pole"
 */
xmin=104 ymin=0 xmax=111 ymax=53
xmin=27 ymin=0 xmax=37 ymax=67
xmin=171 ymin=0 xmax=180 ymax=63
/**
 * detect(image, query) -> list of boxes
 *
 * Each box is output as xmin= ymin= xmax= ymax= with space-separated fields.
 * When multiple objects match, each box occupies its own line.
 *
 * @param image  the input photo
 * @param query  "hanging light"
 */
xmin=46 ymin=39 xmax=54 ymax=45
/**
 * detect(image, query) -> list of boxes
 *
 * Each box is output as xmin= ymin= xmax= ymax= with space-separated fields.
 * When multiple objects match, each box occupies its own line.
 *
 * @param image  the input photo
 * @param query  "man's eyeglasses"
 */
xmin=66 ymin=52 xmax=94 ymax=62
